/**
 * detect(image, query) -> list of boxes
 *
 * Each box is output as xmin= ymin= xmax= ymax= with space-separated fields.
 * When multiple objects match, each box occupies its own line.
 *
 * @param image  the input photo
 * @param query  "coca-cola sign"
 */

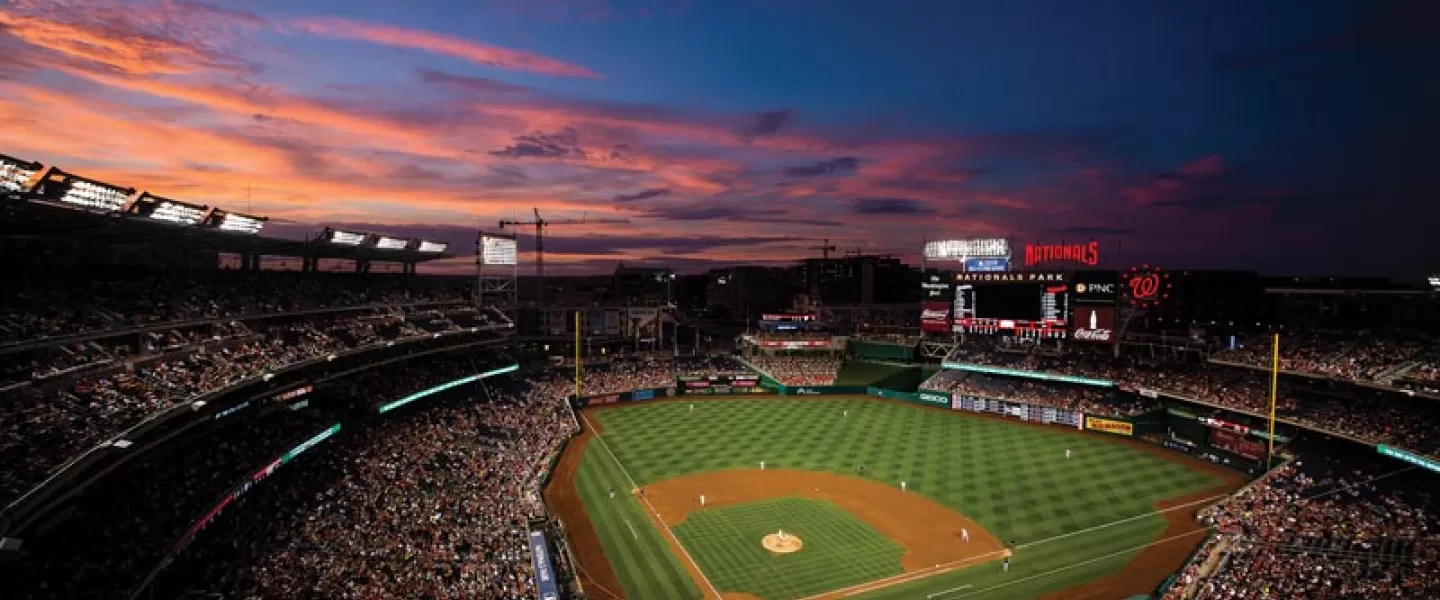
xmin=1071 ymin=306 xmax=1116 ymax=343
xmin=1073 ymin=328 xmax=1112 ymax=342
xmin=920 ymin=301 xmax=951 ymax=333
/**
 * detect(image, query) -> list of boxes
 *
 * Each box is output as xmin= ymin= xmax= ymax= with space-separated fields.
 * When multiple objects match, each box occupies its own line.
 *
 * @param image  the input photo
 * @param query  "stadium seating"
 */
xmin=1164 ymin=446 xmax=1440 ymax=599
xmin=747 ymin=355 xmax=841 ymax=385
xmin=0 ymin=269 xmax=505 ymax=508
xmin=8 ymin=354 xmax=574 ymax=600
xmin=940 ymin=340 xmax=1440 ymax=459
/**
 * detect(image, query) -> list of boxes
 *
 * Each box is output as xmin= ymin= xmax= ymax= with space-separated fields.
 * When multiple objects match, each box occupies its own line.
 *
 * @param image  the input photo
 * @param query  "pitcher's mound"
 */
xmin=762 ymin=533 xmax=804 ymax=554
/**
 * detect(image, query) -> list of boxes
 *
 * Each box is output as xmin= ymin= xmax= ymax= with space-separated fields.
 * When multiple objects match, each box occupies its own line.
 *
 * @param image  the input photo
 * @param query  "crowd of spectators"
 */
xmin=1213 ymin=331 xmax=1429 ymax=382
xmin=1164 ymin=451 xmax=1440 ymax=599
xmin=10 ymin=405 xmax=340 ymax=599
xmin=748 ymin=355 xmax=841 ymax=386
xmin=941 ymin=341 xmax=1440 ymax=459
xmin=0 ymin=269 xmax=470 ymax=344
xmin=921 ymin=370 xmax=1157 ymax=417
xmin=0 ymin=305 xmax=503 ymax=508
xmin=153 ymin=375 xmax=575 ymax=600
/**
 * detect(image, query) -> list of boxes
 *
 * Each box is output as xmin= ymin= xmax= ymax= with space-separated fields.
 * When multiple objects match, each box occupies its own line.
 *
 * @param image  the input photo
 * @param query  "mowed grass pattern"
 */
xmin=674 ymin=498 xmax=904 ymax=600
xmin=572 ymin=443 xmax=701 ymax=600
xmin=577 ymin=398 xmax=1225 ymax=600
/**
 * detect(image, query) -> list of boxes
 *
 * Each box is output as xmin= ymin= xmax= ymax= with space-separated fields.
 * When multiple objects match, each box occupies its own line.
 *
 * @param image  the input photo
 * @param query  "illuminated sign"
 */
xmin=272 ymin=385 xmax=313 ymax=403
xmin=762 ymin=314 xmax=818 ymax=322
xmin=955 ymin=271 xmax=1066 ymax=283
xmin=920 ymin=301 xmax=951 ymax=333
xmin=1199 ymin=416 xmax=1250 ymax=434
xmin=1024 ymin=241 xmax=1099 ymax=267
xmin=1071 ymin=306 xmax=1115 ymax=343
xmin=1377 ymin=445 xmax=1440 ymax=474
xmin=1085 ymin=416 xmax=1134 ymax=436
xmin=924 ymin=238 xmax=1011 ymax=260
xmin=1124 ymin=264 xmax=1172 ymax=308
xmin=418 ymin=241 xmax=448 ymax=253
xmin=964 ymin=257 xmax=1009 ymax=272
xmin=481 ymin=235 xmax=518 ymax=266
xmin=921 ymin=272 xmax=952 ymax=300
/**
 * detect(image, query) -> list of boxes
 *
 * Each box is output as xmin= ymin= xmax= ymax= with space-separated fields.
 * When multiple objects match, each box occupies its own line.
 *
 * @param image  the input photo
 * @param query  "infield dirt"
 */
xmin=643 ymin=469 xmax=1005 ymax=572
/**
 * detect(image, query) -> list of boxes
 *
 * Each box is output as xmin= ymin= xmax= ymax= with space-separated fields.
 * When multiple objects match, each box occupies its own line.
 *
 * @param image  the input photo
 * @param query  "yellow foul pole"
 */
xmin=1267 ymin=333 xmax=1279 ymax=467
xmin=575 ymin=311 xmax=583 ymax=401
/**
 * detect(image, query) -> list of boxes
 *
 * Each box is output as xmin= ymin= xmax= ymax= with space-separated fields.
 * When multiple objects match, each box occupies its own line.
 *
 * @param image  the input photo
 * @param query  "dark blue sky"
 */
xmin=2 ymin=0 xmax=1436 ymax=275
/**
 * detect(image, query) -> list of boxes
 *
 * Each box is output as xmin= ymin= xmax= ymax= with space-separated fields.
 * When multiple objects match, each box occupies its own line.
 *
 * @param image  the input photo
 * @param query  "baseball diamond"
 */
xmin=545 ymin=396 xmax=1244 ymax=600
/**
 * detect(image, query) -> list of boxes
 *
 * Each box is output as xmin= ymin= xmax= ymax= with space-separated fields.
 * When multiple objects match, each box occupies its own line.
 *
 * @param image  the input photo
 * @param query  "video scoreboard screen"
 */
xmin=952 ymin=272 xmax=1070 ymax=338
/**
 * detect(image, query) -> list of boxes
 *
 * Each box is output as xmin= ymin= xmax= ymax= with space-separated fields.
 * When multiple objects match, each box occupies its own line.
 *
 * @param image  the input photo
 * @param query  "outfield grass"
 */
xmin=572 ymin=441 xmax=701 ymax=600
xmin=674 ymin=498 xmax=904 ymax=600
xmin=573 ymin=397 xmax=1226 ymax=600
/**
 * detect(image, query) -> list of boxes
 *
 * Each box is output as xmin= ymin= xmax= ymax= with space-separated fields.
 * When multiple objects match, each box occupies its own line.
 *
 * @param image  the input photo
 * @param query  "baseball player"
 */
xmin=700 ymin=494 xmax=706 ymax=507
xmin=961 ymin=528 xmax=970 ymax=542
xmin=609 ymin=489 xmax=615 ymax=499
xmin=1065 ymin=448 xmax=1072 ymax=459
xmin=1002 ymin=556 xmax=1010 ymax=573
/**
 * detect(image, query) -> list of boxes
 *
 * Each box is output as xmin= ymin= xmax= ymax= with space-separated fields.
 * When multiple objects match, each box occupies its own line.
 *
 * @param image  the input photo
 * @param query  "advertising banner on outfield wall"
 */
xmin=917 ymin=389 xmax=951 ymax=406
xmin=1085 ymin=416 xmax=1134 ymax=436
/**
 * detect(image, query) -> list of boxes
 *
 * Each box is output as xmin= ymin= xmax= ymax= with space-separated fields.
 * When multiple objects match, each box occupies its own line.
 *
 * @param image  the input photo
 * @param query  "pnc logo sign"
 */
xmin=919 ymin=393 xmax=949 ymax=405
xmin=1074 ymin=282 xmax=1115 ymax=295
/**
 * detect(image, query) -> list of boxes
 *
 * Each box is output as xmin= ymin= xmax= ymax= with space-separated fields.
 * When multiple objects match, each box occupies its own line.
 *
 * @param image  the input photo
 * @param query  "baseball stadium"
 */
xmin=2 ymin=153 xmax=1439 ymax=600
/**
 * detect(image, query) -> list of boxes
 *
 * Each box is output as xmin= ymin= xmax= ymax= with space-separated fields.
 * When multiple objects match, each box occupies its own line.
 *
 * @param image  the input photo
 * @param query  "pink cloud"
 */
xmin=290 ymin=17 xmax=601 ymax=79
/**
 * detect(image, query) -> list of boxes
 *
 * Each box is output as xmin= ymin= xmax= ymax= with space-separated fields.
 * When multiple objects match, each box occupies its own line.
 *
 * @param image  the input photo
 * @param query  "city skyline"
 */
xmin=2 ymin=0 xmax=1436 ymax=277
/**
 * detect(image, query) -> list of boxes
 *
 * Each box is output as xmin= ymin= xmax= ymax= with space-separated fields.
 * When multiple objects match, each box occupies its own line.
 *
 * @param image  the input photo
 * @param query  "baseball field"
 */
xmin=544 ymin=396 xmax=1245 ymax=600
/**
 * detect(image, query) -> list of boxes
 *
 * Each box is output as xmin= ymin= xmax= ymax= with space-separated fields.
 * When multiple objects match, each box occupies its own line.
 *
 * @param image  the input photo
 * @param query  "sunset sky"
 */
xmin=2 ymin=0 xmax=1436 ymax=276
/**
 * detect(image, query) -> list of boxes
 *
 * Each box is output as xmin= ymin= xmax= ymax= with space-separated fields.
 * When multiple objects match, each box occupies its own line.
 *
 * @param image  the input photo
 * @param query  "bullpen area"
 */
xmin=545 ymin=396 xmax=1244 ymax=600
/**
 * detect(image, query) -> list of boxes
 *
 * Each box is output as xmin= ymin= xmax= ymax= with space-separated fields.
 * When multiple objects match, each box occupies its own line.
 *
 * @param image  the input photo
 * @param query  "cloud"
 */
xmin=850 ymin=197 xmax=935 ymax=216
xmin=489 ymin=127 xmax=587 ymax=159
xmin=290 ymin=17 xmax=601 ymax=78
xmin=0 ymin=0 xmax=260 ymax=76
xmin=612 ymin=188 xmax=671 ymax=203
xmin=416 ymin=68 xmax=533 ymax=95
xmin=782 ymin=156 xmax=860 ymax=177
xmin=628 ymin=203 xmax=845 ymax=227
xmin=738 ymin=109 xmax=793 ymax=139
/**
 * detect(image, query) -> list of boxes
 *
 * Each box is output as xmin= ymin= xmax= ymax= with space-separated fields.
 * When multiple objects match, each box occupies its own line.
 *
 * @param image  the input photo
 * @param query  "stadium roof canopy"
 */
xmin=0 ymin=194 xmax=452 ymax=262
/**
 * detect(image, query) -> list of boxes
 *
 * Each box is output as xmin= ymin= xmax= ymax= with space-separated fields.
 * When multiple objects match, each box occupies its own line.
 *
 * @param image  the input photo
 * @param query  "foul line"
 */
xmin=582 ymin=413 xmax=724 ymax=600
xmin=945 ymin=529 xmax=1209 ymax=599
xmin=795 ymin=492 xmax=1227 ymax=600
xmin=926 ymin=584 xmax=972 ymax=598
xmin=625 ymin=519 xmax=639 ymax=540
xmin=1015 ymin=493 xmax=1226 ymax=550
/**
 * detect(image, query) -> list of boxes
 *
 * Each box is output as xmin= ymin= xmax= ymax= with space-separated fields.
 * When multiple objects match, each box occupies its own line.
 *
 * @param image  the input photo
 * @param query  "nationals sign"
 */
xmin=1024 ymin=241 xmax=1099 ymax=267
xmin=920 ymin=301 xmax=951 ymax=333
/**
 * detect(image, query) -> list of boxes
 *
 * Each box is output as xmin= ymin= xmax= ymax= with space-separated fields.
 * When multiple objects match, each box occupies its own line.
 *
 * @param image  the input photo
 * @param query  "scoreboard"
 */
xmin=950 ymin=395 xmax=1084 ymax=428
xmin=679 ymin=374 xmax=764 ymax=395
xmin=952 ymin=272 xmax=1070 ymax=338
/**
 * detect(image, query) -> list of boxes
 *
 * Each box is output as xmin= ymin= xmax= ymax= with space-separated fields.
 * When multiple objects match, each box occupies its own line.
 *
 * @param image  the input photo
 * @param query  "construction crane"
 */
xmin=499 ymin=207 xmax=628 ymax=306
xmin=810 ymin=238 xmax=837 ymax=262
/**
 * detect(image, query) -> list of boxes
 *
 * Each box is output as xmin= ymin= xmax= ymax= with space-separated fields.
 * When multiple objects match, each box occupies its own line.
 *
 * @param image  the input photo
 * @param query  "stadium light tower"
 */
xmin=498 ymin=208 xmax=628 ymax=307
